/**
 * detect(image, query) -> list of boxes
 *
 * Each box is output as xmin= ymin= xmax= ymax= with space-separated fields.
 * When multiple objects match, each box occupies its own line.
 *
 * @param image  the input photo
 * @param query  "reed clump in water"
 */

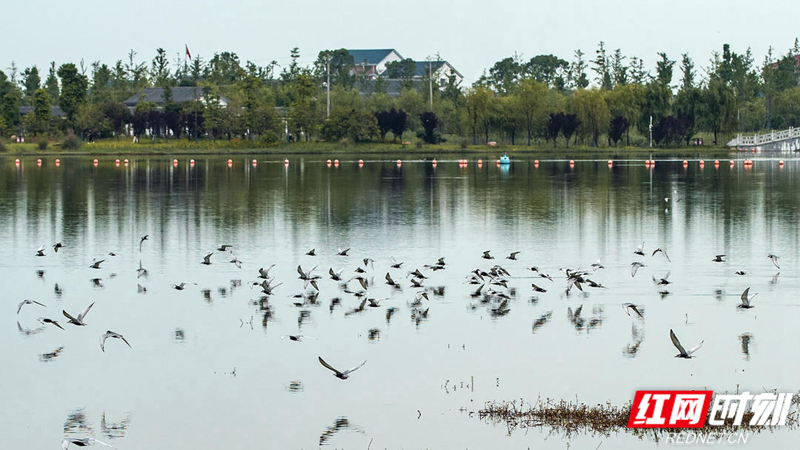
xmin=477 ymin=393 xmax=799 ymax=438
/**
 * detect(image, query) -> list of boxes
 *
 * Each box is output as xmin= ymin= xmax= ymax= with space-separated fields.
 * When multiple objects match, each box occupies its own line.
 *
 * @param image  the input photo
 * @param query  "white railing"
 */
xmin=730 ymin=127 xmax=800 ymax=147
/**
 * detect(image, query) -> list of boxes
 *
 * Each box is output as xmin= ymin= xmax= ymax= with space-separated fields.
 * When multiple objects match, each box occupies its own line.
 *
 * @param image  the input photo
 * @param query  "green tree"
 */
xmin=321 ymin=108 xmax=378 ymax=142
xmin=592 ymin=42 xmax=613 ymax=90
xmin=611 ymin=49 xmax=628 ymax=86
xmin=673 ymin=87 xmax=701 ymax=144
xmin=0 ymin=71 xmax=21 ymax=134
xmin=207 ymin=51 xmax=243 ymax=85
xmin=570 ymin=88 xmax=610 ymax=146
xmin=21 ymin=66 xmax=41 ymax=104
xmin=512 ymin=79 xmax=548 ymax=146
xmin=57 ymin=63 xmax=89 ymax=122
xmin=418 ymin=111 xmax=440 ymax=144
xmin=629 ymin=56 xmax=649 ymax=85
xmin=126 ymin=49 xmax=150 ymax=94
xmin=151 ymin=48 xmax=170 ymax=86
xmin=568 ymin=49 xmax=590 ymax=90
xmin=315 ymin=49 xmax=355 ymax=88
xmin=771 ymin=87 xmax=800 ymax=129
xmin=45 ymin=62 xmax=60 ymax=104
xmin=31 ymin=88 xmax=51 ymax=135
xmin=655 ymin=52 xmax=675 ymax=87
xmin=525 ymin=55 xmax=568 ymax=89
xmin=385 ymin=58 xmax=417 ymax=90
xmin=700 ymin=77 xmax=737 ymax=144
xmin=102 ymin=102 xmax=130 ymax=138
xmin=74 ymin=103 xmax=108 ymax=139
xmin=680 ymin=54 xmax=695 ymax=90
xmin=90 ymin=63 xmax=113 ymax=103
xmin=606 ymin=83 xmax=644 ymax=145
xmin=462 ymin=86 xmax=492 ymax=144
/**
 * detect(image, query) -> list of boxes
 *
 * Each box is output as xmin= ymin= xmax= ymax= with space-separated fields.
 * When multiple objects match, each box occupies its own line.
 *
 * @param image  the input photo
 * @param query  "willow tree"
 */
xmin=512 ymin=78 xmax=548 ymax=146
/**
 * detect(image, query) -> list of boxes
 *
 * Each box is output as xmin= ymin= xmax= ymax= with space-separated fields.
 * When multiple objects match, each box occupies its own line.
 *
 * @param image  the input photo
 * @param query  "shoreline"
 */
xmin=0 ymin=141 xmax=742 ymax=158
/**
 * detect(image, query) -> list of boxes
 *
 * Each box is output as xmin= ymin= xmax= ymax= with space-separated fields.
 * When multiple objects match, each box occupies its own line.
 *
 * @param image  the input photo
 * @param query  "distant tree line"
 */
xmin=3 ymin=39 xmax=800 ymax=147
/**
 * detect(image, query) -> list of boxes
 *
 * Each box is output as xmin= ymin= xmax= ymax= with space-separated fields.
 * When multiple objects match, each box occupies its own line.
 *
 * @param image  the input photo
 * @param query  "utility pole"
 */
xmin=649 ymin=115 xmax=653 ymax=148
xmin=326 ymin=56 xmax=331 ymax=118
xmin=427 ymin=56 xmax=433 ymax=110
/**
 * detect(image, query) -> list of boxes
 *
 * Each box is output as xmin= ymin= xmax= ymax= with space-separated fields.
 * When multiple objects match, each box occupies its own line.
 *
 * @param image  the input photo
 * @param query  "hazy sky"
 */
xmin=3 ymin=0 xmax=798 ymax=86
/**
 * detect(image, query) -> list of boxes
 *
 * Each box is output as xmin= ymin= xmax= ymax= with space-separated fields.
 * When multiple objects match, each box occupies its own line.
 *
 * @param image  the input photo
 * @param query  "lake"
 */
xmin=2 ymin=154 xmax=798 ymax=449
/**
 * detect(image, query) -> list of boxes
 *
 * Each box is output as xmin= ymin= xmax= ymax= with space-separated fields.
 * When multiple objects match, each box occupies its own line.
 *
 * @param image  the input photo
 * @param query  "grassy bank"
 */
xmin=0 ymin=138 xmax=737 ymax=158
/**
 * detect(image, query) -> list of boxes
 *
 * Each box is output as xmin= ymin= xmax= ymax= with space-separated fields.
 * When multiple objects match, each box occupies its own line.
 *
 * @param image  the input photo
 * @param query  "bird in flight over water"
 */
xmin=17 ymin=299 xmax=46 ymax=314
xmin=63 ymin=302 xmax=95 ymax=326
xmin=738 ymin=287 xmax=757 ymax=309
xmin=100 ymin=330 xmax=132 ymax=352
xmin=670 ymin=329 xmax=703 ymax=358
xmin=318 ymin=356 xmax=366 ymax=380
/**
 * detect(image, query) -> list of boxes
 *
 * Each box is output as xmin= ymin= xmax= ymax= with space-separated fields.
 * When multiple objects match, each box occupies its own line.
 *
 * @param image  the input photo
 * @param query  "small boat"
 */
xmin=499 ymin=154 xmax=511 ymax=165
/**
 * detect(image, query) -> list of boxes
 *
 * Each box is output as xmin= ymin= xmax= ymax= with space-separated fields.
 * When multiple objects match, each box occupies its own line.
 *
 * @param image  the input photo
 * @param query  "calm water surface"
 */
xmin=2 ymin=154 xmax=799 ymax=449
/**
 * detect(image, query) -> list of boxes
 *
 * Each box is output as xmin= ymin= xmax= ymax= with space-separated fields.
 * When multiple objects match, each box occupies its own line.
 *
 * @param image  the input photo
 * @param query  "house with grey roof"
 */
xmin=19 ymin=105 xmax=66 ymax=118
xmin=346 ymin=49 xmax=463 ymax=94
xmin=123 ymin=87 xmax=231 ymax=109
xmin=412 ymin=61 xmax=464 ymax=87
xmin=347 ymin=49 xmax=404 ymax=78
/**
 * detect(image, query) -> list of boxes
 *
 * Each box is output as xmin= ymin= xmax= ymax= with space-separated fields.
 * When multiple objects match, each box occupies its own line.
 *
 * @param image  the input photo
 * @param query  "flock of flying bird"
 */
xmin=18 ymin=232 xmax=784 ymax=448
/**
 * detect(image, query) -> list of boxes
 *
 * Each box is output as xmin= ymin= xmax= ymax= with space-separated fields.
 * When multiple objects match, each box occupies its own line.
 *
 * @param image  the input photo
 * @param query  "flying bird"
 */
xmin=329 ymin=267 xmax=344 ymax=281
xmin=201 ymin=252 xmax=213 ymax=265
xmin=738 ymin=287 xmax=757 ymax=309
xmin=506 ymin=251 xmax=520 ymax=260
xmin=217 ymin=244 xmax=233 ymax=251
xmin=61 ymin=437 xmax=114 ymax=450
xmin=385 ymin=272 xmax=400 ymax=287
xmin=768 ymin=253 xmax=780 ymax=269
xmin=17 ymin=299 xmax=46 ymax=314
xmin=139 ymin=235 xmax=148 ymax=252
xmin=652 ymin=247 xmax=671 ymax=262
xmin=531 ymin=283 xmax=547 ymax=293
xmin=622 ymin=303 xmax=644 ymax=318
xmin=337 ymin=247 xmax=350 ymax=256
xmin=712 ymin=254 xmax=726 ymax=262
xmin=35 ymin=245 xmax=45 ymax=256
xmin=318 ymin=356 xmax=366 ymax=380
xmin=63 ymin=302 xmax=95 ymax=326
xmin=89 ymin=259 xmax=105 ymax=269
xmin=258 ymin=265 xmax=275 ymax=279
xmin=38 ymin=317 xmax=65 ymax=330
xmin=306 ymin=248 xmax=316 ymax=256
xmin=482 ymin=250 xmax=494 ymax=260
xmin=100 ymin=330 xmax=132 ymax=352
xmin=670 ymin=329 xmax=703 ymax=358
xmin=390 ymin=257 xmax=403 ymax=268
xmin=281 ymin=334 xmax=317 ymax=342
xmin=297 ymin=265 xmax=319 ymax=281
xmin=53 ymin=242 xmax=64 ymax=252
xmin=634 ymin=242 xmax=645 ymax=256
xmin=630 ymin=262 xmax=646 ymax=277
xmin=229 ymin=251 xmax=242 ymax=269
xmin=363 ymin=258 xmax=375 ymax=269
